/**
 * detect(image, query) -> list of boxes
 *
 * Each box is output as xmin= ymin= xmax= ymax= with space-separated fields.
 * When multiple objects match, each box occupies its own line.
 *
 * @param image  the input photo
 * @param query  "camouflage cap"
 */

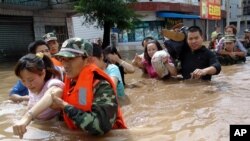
xmin=224 ymin=34 xmax=236 ymax=43
xmin=54 ymin=37 xmax=93 ymax=58
xmin=43 ymin=32 xmax=57 ymax=42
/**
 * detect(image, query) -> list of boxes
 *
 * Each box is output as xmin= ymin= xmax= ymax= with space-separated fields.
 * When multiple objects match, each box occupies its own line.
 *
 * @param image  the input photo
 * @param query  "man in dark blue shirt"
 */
xmin=180 ymin=26 xmax=221 ymax=80
xmin=9 ymin=80 xmax=29 ymax=102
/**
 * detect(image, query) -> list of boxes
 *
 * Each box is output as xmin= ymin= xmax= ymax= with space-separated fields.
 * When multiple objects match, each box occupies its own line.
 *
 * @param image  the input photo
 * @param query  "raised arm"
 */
xmin=108 ymin=54 xmax=135 ymax=73
xmin=132 ymin=53 xmax=144 ymax=69
xmin=117 ymin=59 xmax=135 ymax=73
xmin=216 ymin=37 xmax=225 ymax=53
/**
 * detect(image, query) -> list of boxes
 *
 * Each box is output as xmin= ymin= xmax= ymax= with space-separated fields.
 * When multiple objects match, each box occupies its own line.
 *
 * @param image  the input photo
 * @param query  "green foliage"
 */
xmin=75 ymin=0 xmax=141 ymax=30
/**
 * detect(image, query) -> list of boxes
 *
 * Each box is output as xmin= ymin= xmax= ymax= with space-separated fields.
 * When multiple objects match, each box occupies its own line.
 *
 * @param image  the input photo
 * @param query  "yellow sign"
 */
xmin=200 ymin=0 xmax=221 ymax=20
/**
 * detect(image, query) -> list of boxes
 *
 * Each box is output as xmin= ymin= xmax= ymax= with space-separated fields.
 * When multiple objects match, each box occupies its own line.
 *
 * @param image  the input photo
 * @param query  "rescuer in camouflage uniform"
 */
xmin=52 ymin=37 xmax=126 ymax=135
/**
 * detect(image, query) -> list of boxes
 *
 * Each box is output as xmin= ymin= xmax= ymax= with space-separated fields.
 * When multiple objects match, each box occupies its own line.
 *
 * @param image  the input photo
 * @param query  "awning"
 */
xmin=156 ymin=12 xmax=200 ymax=19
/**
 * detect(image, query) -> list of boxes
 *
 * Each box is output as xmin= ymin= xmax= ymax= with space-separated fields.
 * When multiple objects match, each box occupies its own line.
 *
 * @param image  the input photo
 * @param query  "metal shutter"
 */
xmin=0 ymin=16 xmax=34 ymax=62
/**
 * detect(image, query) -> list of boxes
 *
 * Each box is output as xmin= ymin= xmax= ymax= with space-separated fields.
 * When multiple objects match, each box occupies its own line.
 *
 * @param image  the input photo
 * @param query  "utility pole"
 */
xmin=236 ymin=0 xmax=241 ymax=34
xmin=242 ymin=0 xmax=247 ymax=30
xmin=226 ymin=0 xmax=231 ymax=26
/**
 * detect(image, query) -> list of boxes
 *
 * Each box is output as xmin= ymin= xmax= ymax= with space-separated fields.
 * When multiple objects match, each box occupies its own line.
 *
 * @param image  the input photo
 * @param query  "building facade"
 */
xmin=0 ymin=0 xmax=76 ymax=62
xmin=72 ymin=0 xmax=227 ymax=49
xmin=229 ymin=0 xmax=250 ymax=38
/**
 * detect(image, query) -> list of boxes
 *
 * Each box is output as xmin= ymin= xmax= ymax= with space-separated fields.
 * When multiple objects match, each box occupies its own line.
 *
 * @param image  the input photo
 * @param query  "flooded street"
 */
xmin=0 ymin=56 xmax=250 ymax=141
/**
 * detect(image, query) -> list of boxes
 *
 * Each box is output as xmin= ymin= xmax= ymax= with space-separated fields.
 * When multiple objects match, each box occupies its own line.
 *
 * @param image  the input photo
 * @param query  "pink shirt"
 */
xmin=143 ymin=60 xmax=158 ymax=78
xmin=28 ymin=79 xmax=64 ymax=120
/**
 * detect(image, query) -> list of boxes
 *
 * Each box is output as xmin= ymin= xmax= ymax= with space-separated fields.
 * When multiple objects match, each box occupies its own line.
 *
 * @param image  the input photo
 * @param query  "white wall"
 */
xmin=72 ymin=11 xmax=162 ymax=41
xmin=230 ymin=0 xmax=240 ymax=21
xmin=72 ymin=16 xmax=103 ymax=42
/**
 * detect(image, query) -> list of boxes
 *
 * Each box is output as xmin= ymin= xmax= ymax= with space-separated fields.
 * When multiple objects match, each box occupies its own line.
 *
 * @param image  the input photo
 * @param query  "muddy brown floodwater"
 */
xmin=0 ymin=56 xmax=250 ymax=141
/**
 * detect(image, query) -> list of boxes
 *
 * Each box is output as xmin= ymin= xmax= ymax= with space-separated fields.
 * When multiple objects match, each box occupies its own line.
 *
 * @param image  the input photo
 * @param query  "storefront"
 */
xmin=118 ymin=21 xmax=165 ymax=43
xmin=117 ymin=11 xmax=200 ymax=43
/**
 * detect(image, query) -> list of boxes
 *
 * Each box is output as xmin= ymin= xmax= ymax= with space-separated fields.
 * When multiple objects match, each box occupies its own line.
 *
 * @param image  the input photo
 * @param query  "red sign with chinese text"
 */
xmin=200 ymin=0 xmax=221 ymax=20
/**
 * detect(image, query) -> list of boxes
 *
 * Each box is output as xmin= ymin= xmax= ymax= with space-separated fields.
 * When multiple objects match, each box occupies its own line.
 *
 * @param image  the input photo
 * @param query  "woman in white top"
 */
xmin=12 ymin=53 xmax=64 ymax=139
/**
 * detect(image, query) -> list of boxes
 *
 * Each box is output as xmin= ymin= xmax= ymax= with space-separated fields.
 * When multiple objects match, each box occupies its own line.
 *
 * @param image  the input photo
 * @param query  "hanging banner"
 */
xmin=200 ymin=0 xmax=221 ymax=20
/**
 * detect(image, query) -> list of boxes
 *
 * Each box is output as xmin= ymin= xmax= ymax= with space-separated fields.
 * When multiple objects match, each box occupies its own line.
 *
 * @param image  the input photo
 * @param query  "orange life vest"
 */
xmin=62 ymin=64 xmax=127 ymax=129
xmin=51 ymin=57 xmax=62 ymax=66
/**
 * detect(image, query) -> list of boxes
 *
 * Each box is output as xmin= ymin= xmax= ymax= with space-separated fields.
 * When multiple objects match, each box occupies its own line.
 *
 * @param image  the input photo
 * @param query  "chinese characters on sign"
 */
xmin=200 ymin=0 xmax=221 ymax=20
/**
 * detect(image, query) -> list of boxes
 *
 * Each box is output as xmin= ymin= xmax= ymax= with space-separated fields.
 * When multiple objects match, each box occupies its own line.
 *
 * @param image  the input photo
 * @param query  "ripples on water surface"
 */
xmin=0 ymin=57 xmax=250 ymax=141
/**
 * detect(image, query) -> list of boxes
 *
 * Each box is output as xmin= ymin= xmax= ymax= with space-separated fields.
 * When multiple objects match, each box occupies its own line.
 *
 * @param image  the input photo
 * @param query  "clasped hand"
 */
xmin=190 ymin=69 xmax=206 ymax=79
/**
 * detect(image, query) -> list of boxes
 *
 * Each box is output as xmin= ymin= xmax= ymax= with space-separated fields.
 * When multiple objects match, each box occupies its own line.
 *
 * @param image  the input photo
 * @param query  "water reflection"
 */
xmin=0 ymin=57 xmax=250 ymax=141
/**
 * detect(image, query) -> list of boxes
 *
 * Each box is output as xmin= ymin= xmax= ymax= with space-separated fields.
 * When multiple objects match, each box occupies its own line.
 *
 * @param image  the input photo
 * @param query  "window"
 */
xmin=45 ymin=25 xmax=68 ymax=45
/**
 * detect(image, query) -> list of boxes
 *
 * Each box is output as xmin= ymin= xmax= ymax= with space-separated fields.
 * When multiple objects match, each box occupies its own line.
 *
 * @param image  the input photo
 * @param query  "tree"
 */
xmin=75 ymin=0 xmax=141 ymax=49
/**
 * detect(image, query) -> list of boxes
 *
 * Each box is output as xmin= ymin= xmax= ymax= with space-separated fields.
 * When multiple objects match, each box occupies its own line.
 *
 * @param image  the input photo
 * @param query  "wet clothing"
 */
xmin=9 ymin=80 xmax=28 ymax=96
xmin=217 ymin=46 xmax=246 ymax=65
xmin=62 ymin=64 xmax=126 ymax=135
xmin=180 ymin=45 xmax=221 ymax=80
xmin=164 ymin=39 xmax=185 ymax=60
xmin=163 ymin=39 xmax=188 ymax=73
xmin=217 ymin=55 xmax=246 ymax=65
xmin=28 ymin=79 xmax=64 ymax=120
xmin=217 ymin=40 xmax=246 ymax=65
xmin=105 ymin=64 xmax=125 ymax=97
xmin=116 ymin=63 xmax=126 ymax=86
xmin=142 ymin=60 xmax=158 ymax=78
